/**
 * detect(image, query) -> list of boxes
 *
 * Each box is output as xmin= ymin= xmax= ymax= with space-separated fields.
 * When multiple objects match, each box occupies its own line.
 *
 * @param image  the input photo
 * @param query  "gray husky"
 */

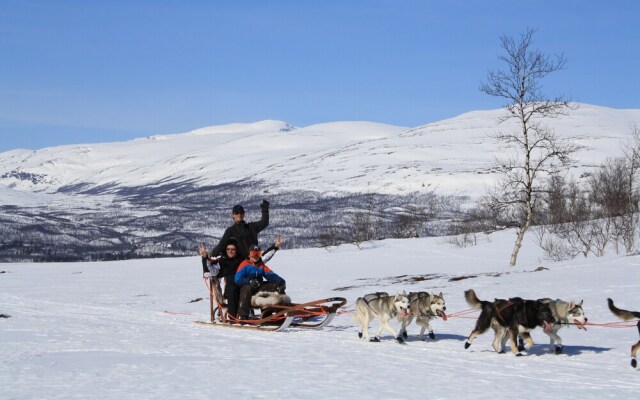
xmin=536 ymin=298 xmax=587 ymax=354
xmin=398 ymin=292 xmax=448 ymax=340
xmin=354 ymin=292 xmax=411 ymax=343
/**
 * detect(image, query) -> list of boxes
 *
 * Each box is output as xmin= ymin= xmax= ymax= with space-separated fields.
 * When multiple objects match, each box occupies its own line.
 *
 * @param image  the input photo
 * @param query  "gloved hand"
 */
xmin=249 ymin=278 xmax=260 ymax=290
xmin=260 ymin=199 xmax=269 ymax=209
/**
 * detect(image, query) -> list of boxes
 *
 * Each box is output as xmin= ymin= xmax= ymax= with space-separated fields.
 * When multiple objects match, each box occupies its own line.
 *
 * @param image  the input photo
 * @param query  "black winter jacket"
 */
xmin=209 ymin=203 xmax=269 ymax=259
xmin=217 ymin=255 xmax=243 ymax=278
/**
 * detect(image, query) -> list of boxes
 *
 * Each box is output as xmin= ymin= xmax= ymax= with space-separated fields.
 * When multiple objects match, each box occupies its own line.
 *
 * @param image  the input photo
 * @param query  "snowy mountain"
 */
xmin=1 ymin=103 xmax=639 ymax=262
xmin=2 ymin=103 xmax=639 ymax=199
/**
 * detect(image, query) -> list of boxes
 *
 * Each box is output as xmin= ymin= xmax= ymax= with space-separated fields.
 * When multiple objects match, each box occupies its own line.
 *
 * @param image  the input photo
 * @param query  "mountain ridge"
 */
xmin=2 ymin=103 xmax=639 ymax=202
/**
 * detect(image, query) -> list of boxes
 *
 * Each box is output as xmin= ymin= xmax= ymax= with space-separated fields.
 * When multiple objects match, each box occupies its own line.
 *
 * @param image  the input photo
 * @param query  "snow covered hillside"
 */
xmin=1 ymin=230 xmax=639 ymax=399
xmin=1 ymin=103 xmax=639 ymax=200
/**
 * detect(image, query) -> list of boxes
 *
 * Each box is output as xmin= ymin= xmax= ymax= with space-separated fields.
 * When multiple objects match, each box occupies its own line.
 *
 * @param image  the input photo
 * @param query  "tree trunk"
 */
xmin=510 ymin=226 xmax=527 ymax=267
xmin=510 ymin=193 xmax=534 ymax=267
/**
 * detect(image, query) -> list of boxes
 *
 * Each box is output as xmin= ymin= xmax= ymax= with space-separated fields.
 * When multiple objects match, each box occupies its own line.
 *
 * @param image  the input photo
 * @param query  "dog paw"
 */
xmin=515 ymin=353 xmax=524 ymax=357
xmin=428 ymin=332 xmax=435 ymax=340
xmin=464 ymin=342 xmax=471 ymax=349
xmin=402 ymin=331 xmax=408 ymax=339
xmin=369 ymin=337 xmax=380 ymax=343
xmin=632 ymin=358 xmax=637 ymax=368
xmin=396 ymin=336 xmax=405 ymax=344
xmin=554 ymin=346 xmax=563 ymax=355
xmin=517 ymin=345 xmax=526 ymax=352
xmin=499 ymin=350 xmax=506 ymax=354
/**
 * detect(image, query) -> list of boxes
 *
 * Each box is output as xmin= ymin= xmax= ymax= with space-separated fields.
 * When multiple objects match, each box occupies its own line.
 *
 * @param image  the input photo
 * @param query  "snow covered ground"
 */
xmin=1 ymin=230 xmax=639 ymax=399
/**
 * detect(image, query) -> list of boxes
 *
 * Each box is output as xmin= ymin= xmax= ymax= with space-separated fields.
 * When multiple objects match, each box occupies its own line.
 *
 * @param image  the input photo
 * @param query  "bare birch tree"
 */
xmin=481 ymin=28 xmax=577 ymax=266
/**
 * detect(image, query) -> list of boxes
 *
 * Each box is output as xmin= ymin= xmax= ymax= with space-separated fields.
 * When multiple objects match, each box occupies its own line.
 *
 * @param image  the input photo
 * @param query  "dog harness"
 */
xmin=362 ymin=292 xmax=396 ymax=317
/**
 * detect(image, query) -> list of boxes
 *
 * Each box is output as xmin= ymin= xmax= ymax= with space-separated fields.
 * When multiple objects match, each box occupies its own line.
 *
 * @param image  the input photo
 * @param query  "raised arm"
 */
xmin=254 ymin=199 xmax=270 ymax=233
xmin=262 ymin=235 xmax=283 ymax=263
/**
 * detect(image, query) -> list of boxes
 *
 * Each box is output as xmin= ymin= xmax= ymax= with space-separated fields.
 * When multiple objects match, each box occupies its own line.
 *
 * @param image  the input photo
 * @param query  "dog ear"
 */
xmin=439 ymin=292 xmax=443 ymax=298
xmin=569 ymin=300 xmax=575 ymax=309
xmin=578 ymin=300 xmax=583 ymax=307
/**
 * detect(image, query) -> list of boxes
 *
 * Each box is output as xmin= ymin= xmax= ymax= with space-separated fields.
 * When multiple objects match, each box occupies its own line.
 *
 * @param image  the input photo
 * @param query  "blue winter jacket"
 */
xmin=235 ymin=259 xmax=285 ymax=287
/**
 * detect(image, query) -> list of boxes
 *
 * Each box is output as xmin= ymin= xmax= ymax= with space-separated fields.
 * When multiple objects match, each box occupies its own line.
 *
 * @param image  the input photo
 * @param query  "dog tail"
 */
xmin=608 ymin=298 xmax=640 ymax=321
xmin=464 ymin=289 xmax=484 ymax=309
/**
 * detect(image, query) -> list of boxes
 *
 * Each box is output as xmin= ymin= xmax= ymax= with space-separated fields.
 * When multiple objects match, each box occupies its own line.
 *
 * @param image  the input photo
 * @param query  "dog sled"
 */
xmin=195 ymin=276 xmax=346 ymax=331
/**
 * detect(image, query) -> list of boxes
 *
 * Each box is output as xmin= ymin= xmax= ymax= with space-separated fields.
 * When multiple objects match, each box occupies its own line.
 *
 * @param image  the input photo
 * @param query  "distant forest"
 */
xmin=0 ymin=181 xmax=465 ymax=262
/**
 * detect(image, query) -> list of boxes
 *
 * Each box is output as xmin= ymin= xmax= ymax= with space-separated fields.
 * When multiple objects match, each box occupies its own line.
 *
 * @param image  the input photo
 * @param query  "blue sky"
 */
xmin=1 ymin=0 xmax=638 ymax=152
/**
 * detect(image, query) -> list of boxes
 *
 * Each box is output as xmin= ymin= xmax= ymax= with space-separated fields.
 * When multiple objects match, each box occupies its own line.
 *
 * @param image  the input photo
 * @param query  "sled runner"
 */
xmin=195 ymin=297 xmax=347 ymax=331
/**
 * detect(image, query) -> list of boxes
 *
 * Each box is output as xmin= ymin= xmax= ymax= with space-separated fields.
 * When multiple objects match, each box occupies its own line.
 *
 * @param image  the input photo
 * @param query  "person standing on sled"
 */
xmin=202 ymin=200 xmax=269 ymax=261
xmin=235 ymin=242 xmax=286 ymax=320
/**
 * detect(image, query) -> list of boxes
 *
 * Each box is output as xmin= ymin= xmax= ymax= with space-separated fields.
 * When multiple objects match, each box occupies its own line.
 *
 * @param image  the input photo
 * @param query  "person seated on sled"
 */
xmin=235 ymin=241 xmax=286 ymax=320
xmin=198 ymin=238 xmax=244 ymax=319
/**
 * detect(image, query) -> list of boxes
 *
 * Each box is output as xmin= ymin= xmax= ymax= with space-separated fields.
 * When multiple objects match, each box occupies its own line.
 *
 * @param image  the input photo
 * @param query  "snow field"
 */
xmin=1 ymin=231 xmax=639 ymax=399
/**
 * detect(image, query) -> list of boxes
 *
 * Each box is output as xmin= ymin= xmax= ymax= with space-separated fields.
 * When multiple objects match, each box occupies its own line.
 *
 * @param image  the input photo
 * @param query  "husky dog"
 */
xmin=535 ymin=298 xmax=587 ymax=354
xmin=398 ymin=292 xmax=448 ymax=340
xmin=464 ymin=289 xmax=555 ymax=356
xmin=354 ymin=292 xmax=411 ymax=343
xmin=607 ymin=298 xmax=640 ymax=368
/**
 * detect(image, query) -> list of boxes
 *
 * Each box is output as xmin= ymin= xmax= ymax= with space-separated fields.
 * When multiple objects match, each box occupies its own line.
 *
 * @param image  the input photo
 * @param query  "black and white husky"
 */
xmin=354 ymin=292 xmax=411 ymax=343
xmin=464 ymin=289 xmax=555 ymax=356
xmin=398 ymin=291 xmax=448 ymax=340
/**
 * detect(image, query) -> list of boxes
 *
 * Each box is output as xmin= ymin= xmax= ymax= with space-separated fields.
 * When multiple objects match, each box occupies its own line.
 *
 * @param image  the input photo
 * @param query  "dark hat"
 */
xmin=232 ymin=204 xmax=245 ymax=214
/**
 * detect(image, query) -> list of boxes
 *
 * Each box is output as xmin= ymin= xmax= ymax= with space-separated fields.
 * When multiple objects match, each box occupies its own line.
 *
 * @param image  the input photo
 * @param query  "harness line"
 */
xmin=443 ymin=307 xmax=639 ymax=328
